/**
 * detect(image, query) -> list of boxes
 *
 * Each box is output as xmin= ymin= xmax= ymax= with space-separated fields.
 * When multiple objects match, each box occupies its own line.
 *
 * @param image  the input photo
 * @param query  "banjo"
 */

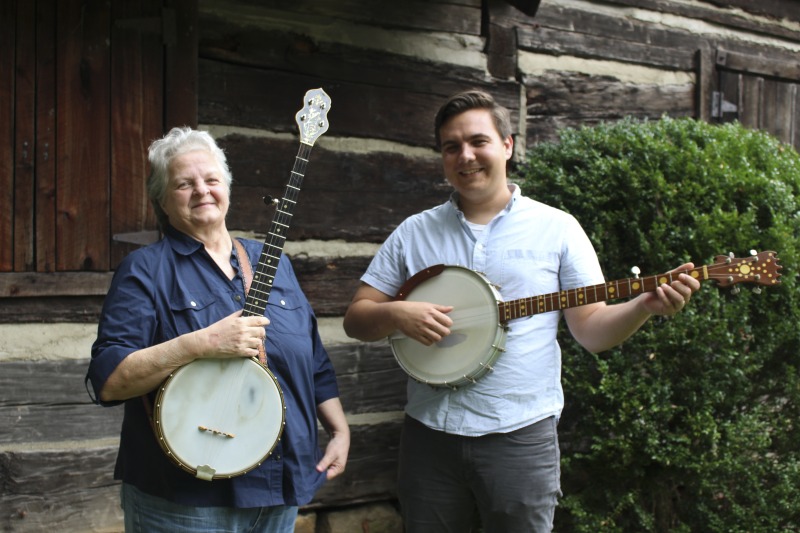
xmin=152 ymin=88 xmax=332 ymax=481
xmin=390 ymin=251 xmax=781 ymax=390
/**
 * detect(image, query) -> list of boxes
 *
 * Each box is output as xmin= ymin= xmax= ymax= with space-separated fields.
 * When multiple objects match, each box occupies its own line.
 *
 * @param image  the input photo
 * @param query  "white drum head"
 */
xmin=391 ymin=266 xmax=505 ymax=387
xmin=155 ymin=358 xmax=284 ymax=478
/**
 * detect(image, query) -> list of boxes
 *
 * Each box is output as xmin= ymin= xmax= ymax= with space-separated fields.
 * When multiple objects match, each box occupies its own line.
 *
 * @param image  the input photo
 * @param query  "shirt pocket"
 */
xmin=500 ymin=250 xmax=560 ymax=298
xmin=265 ymin=287 xmax=310 ymax=335
xmin=168 ymin=289 xmax=218 ymax=335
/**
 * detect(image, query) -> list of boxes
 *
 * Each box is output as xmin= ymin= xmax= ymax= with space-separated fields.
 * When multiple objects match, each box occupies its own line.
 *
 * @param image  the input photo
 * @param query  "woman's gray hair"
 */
xmin=146 ymin=127 xmax=232 ymax=229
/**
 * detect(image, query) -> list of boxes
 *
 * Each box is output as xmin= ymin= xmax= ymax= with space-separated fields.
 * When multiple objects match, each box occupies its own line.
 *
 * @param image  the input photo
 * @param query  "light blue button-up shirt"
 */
xmin=362 ymin=185 xmax=605 ymax=436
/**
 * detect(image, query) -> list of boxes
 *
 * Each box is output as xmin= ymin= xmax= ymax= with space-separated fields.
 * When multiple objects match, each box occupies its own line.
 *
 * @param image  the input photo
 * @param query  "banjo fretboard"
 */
xmin=498 ymin=252 xmax=780 ymax=322
xmin=241 ymin=89 xmax=331 ymax=318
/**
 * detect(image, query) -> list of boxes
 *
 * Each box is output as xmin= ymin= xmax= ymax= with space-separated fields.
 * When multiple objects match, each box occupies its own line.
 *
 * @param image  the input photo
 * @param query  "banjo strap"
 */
xmin=232 ymin=238 xmax=268 ymax=366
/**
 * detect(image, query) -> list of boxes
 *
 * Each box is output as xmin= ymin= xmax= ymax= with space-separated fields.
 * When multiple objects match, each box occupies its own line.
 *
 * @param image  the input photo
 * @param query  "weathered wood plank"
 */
xmin=13 ymin=1 xmax=35 ymax=272
xmin=0 ymin=253 xmax=369 ymax=321
xmin=165 ymin=0 xmax=199 ymax=129
xmin=220 ymin=134 xmax=449 ymax=242
xmin=522 ymin=72 xmax=695 ymax=144
xmin=701 ymin=0 xmax=800 ymax=23
xmin=200 ymin=22 xmax=493 ymax=107
xmin=532 ymin=2 xmax=703 ymax=55
xmin=0 ymin=417 xmax=404 ymax=531
xmin=517 ymin=25 xmax=695 ymax=71
xmin=0 ymin=272 xmax=113 ymax=297
xmin=34 ymin=0 xmax=58 ymax=273
xmin=0 ymin=0 xmax=14 ymax=272
xmin=716 ymin=48 xmax=800 ymax=81
xmin=0 ymin=341 xmax=405 ymax=443
xmin=0 ymin=296 xmax=105 ymax=323
xmin=530 ymin=2 xmax=800 ymax=73
xmin=523 ymin=73 xmax=695 ymax=117
xmin=486 ymin=0 xmax=521 ymax=79
xmin=288 ymin=255 xmax=373 ymax=316
xmin=56 ymin=0 xmax=111 ymax=271
xmin=0 ymin=478 xmax=123 ymax=533
xmin=329 ymin=342 xmax=409 ymax=415
xmin=109 ymin=0 xmax=163 ymax=269
xmin=201 ymin=0 xmax=481 ymax=37
xmin=199 ymin=59 xmax=520 ymax=149
xmin=603 ymin=0 xmax=800 ymax=41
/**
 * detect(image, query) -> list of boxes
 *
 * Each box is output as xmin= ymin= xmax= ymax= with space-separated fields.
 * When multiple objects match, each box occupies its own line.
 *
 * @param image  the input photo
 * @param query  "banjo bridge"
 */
xmin=198 ymin=425 xmax=236 ymax=439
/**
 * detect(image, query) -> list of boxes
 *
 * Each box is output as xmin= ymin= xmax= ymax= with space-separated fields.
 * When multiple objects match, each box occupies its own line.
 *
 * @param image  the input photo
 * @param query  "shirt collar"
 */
xmin=163 ymin=224 xmax=206 ymax=256
xmin=448 ymin=183 xmax=520 ymax=217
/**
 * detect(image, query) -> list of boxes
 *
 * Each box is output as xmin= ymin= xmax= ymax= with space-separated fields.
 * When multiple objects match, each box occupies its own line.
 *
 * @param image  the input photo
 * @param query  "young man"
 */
xmin=343 ymin=90 xmax=699 ymax=532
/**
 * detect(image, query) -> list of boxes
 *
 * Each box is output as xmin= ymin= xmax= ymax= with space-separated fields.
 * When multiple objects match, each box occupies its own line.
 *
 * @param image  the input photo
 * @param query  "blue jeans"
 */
xmin=120 ymin=483 xmax=298 ymax=533
xmin=397 ymin=415 xmax=561 ymax=533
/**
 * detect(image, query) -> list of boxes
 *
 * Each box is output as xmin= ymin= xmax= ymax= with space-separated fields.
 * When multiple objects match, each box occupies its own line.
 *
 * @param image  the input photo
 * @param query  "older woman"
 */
xmin=86 ymin=127 xmax=349 ymax=532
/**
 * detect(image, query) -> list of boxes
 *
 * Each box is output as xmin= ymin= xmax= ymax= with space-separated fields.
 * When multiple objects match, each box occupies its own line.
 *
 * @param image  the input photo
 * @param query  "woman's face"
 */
xmin=160 ymin=149 xmax=230 ymax=236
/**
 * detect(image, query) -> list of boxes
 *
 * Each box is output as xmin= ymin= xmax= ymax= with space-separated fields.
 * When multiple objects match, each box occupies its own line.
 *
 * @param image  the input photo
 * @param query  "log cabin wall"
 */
xmin=2 ymin=0 xmax=799 ymax=530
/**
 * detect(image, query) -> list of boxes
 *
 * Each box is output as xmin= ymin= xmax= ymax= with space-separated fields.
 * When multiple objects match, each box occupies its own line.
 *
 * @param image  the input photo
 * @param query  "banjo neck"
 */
xmin=499 ymin=267 xmax=707 ymax=321
xmin=241 ymin=89 xmax=331 ymax=318
xmin=499 ymin=251 xmax=780 ymax=322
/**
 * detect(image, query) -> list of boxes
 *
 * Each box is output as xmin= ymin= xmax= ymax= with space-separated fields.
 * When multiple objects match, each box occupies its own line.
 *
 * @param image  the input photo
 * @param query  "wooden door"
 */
xmin=0 ymin=0 xmax=197 ymax=275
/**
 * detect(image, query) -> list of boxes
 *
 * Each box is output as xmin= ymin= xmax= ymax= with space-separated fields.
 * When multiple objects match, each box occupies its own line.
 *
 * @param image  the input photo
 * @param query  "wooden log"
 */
xmin=201 ymin=0 xmax=481 ymax=37
xmin=0 ymin=254 xmax=374 ymax=321
xmin=0 ymin=296 xmax=105 ymax=323
xmin=0 ymin=478 xmax=123 ymax=533
xmin=287 ymin=256 xmax=373 ymax=316
xmin=602 ymin=0 xmax=800 ymax=41
xmin=0 ymin=419 xmax=404 ymax=531
xmin=523 ymin=73 xmax=695 ymax=117
xmin=0 ymin=341 xmax=405 ymax=443
xmin=199 ymin=59 xmax=520 ymax=149
xmin=516 ymin=26 xmax=695 ymax=71
xmin=221 ymin=134 xmax=450 ymax=243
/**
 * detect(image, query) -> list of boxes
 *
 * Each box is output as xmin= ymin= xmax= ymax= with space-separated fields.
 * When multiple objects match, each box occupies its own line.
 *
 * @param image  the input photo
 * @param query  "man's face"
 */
xmin=438 ymin=108 xmax=513 ymax=203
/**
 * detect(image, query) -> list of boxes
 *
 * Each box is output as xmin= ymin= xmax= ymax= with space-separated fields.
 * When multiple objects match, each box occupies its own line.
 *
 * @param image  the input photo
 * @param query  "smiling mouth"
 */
xmin=459 ymin=168 xmax=483 ymax=176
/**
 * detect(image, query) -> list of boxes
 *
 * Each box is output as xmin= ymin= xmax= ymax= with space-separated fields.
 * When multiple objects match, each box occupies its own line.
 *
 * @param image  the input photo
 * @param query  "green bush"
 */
xmin=512 ymin=116 xmax=800 ymax=532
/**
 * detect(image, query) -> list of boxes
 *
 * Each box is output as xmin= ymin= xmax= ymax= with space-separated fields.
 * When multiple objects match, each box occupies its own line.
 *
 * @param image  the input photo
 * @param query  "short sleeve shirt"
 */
xmin=361 ymin=185 xmax=605 ymax=436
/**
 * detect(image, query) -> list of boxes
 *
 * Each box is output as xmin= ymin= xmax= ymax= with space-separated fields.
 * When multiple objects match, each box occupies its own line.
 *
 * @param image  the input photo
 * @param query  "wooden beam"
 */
xmin=0 ymin=272 xmax=113 ymax=298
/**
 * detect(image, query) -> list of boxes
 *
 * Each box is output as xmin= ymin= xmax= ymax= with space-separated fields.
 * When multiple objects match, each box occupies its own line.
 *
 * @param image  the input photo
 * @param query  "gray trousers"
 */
xmin=397 ymin=415 xmax=561 ymax=533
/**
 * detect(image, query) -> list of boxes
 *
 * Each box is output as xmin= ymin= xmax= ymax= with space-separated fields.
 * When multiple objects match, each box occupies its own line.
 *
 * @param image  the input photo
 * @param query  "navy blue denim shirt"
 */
xmin=86 ymin=225 xmax=340 ymax=508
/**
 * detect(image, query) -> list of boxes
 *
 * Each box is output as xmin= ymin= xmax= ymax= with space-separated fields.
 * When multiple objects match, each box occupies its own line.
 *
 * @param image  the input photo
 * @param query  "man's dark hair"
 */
xmin=433 ymin=89 xmax=513 ymax=149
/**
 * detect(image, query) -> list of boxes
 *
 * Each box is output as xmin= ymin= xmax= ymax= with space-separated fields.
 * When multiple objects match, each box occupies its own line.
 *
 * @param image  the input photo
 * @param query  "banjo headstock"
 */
xmin=707 ymin=250 xmax=781 ymax=289
xmin=295 ymin=88 xmax=331 ymax=146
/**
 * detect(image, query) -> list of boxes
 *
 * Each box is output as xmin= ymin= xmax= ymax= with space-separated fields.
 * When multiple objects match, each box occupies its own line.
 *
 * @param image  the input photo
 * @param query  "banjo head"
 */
xmin=154 ymin=358 xmax=285 ymax=480
xmin=390 ymin=266 xmax=506 ymax=388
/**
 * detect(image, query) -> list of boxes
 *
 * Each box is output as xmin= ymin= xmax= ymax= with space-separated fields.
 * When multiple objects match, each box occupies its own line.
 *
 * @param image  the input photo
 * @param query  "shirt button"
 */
xmin=190 ymin=301 xmax=197 ymax=307
xmin=280 ymin=300 xmax=286 ymax=306
xmin=234 ymin=295 xmax=242 ymax=301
